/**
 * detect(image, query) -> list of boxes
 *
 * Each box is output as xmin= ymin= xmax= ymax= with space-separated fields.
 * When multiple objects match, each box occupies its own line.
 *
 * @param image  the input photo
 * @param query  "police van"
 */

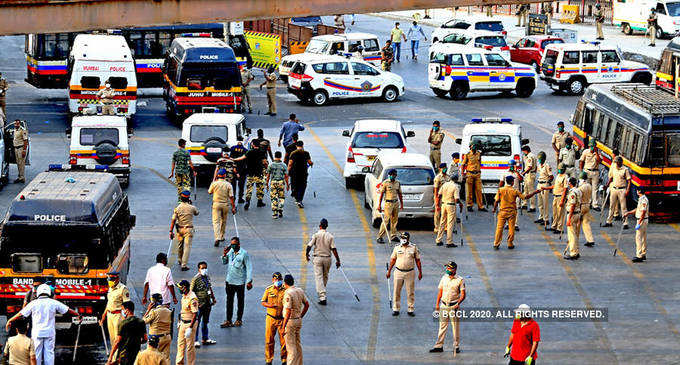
xmin=287 ymin=54 xmax=404 ymax=106
xmin=540 ymin=42 xmax=653 ymax=95
xmin=456 ymin=118 xmax=529 ymax=195
xmin=428 ymin=44 xmax=537 ymax=99
xmin=279 ymin=33 xmax=382 ymax=81
xmin=67 ymin=34 xmax=138 ymax=119
xmin=0 ymin=171 xmax=135 ymax=329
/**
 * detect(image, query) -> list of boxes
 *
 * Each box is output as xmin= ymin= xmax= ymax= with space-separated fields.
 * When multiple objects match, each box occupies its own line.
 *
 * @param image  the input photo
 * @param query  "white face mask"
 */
xmin=199 ymin=268 xmax=207 ymax=276
xmin=400 ymin=239 xmax=408 ymax=245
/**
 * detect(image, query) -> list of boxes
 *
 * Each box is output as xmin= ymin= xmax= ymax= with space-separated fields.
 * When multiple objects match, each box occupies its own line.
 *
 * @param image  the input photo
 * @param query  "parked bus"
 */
xmin=656 ymin=36 xmax=680 ymax=93
xmin=571 ymin=83 xmax=680 ymax=220
xmin=25 ymin=33 xmax=76 ymax=88
xmin=162 ymin=37 xmax=243 ymax=121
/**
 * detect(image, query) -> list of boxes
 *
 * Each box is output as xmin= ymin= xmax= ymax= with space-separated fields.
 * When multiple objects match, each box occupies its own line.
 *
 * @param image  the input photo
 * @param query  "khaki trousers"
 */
xmin=285 ymin=318 xmax=303 ymax=365
xmin=176 ymin=321 xmax=198 ymax=365
xmin=635 ymin=219 xmax=648 ymax=257
xmin=494 ymin=210 xmax=517 ymax=247
xmin=586 ymin=170 xmax=600 ymax=208
xmin=15 ymin=147 xmax=25 ymax=181
xmin=580 ymin=207 xmax=594 ymax=243
xmin=649 ymin=25 xmax=656 ymax=45
xmin=102 ymin=104 xmax=115 ymax=115
xmin=523 ymin=173 xmax=536 ymax=209
xmin=265 ymin=315 xmax=286 ymax=363
xmin=434 ymin=303 xmax=460 ymax=349
xmin=434 ymin=203 xmax=441 ymax=233
xmin=393 ymin=269 xmax=415 ymax=312
xmin=211 ymin=202 xmax=230 ymax=241
xmin=537 ymin=183 xmax=551 ymax=221
xmin=266 ymin=87 xmax=277 ymax=114
xmin=175 ymin=227 xmax=194 ymax=266
xmin=429 ymin=149 xmax=441 ymax=169
xmin=242 ymin=86 xmax=252 ymax=111
xmin=377 ymin=202 xmax=399 ymax=240
xmin=465 ymin=173 xmax=483 ymax=208
xmin=551 ymin=196 xmax=565 ymax=231
xmin=607 ymin=188 xmax=628 ymax=225
xmin=313 ymin=256 xmax=332 ymax=301
xmin=566 ymin=212 xmax=581 ymax=256
xmin=436 ymin=204 xmax=457 ymax=244
xmin=106 ymin=311 xmax=123 ymax=351
xmin=156 ymin=333 xmax=171 ymax=360
xmin=597 ymin=22 xmax=604 ymax=38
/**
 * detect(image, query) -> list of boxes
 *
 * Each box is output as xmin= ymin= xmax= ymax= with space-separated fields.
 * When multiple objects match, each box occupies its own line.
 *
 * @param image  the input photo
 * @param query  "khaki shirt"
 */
xmin=635 ymin=195 xmax=649 ymax=219
xmin=307 ymin=229 xmax=336 ymax=257
xmin=390 ymin=243 xmax=420 ymax=270
xmin=438 ymin=274 xmax=465 ymax=304
xmin=495 ymin=186 xmax=523 ymax=212
xmin=208 ymin=179 xmax=234 ymax=204
xmin=552 ymin=173 xmax=568 ymax=195
xmin=429 ymin=131 xmax=444 ymax=150
xmin=0 ymin=78 xmax=8 ymax=97
xmin=439 ymin=181 xmax=460 ymax=204
xmin=134 ymin=347 xmax=170 ymax=365
xmin=538 ymin=162 xmax=552 ymax=183
xmin=608 ymin=164 xmax=631 ymax=188
xmin=265 ymin=72 xmax=277 ymax=88
xmin=501 ymin=171 xmax=521 ymax=190
xmin=240 ymin=68 xmax=254 ymax=86
xmin=578 ymin=181 xmax=592 ymax=208
xmin=580 ymin=148 xmax=599 ymax=170
xmin=523 ymin=152 xmax=537 ymax=174
xmin=97 ymin=87 xmax=115 ymax=104
xmin=3 ymin=334 xmax=35 ymax=365
xmin=566 ymin=187 xmax=581 ymax=213
xmin=433 ymin=172 xmax=451 ymax=195
xmin=13 ymin=127 xmax=28 ymax=149
xmin=180 ymin=292 xmax=199 ymax=321
xmin=106 ymin=283 xmax=130 ymax=311
xmin=464 ymin=151 xmax=482 ymax=173
xmin=143 ymin=305 xmax=172 ymax=335
xmin=380 ymin=179 xmax=401 ymax=201
xmin=172 ymin=202 xmax=198 ymax=227
xmin=261 ymin=284 xmax=286 ymax=318
xmin=552 ymin=131 xmax=568 ymax=150
xmin=283 ymin=286 xmax=307 ymax=318
xmin=559 ymin=147 xmax=577 ymax=167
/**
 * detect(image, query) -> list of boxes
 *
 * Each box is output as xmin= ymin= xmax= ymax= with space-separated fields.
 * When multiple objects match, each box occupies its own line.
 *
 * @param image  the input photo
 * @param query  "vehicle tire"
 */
xmin=120 ymin=175 xmax=130 ymax=189
xmin=631 ymin=72 xmax=652 ymax=85
xmin=567 ymin=77 xmax=586 ymax=95
xmin=364 ymin=192 xmax=371 ymax=209
xmin=432 ymin=88 xmax=448 ymax=98
xmin=312 ymin=90 xmax=328 ymax=106
xmin=372 ymin=216 xmax=381 ymax=228
xmin=449 ymin=81 xmax=469 ymax=100
xmin=0 ymin=160 xmax=7 ymax=186
xmin=623 ymin=23 xmax=632 ymax=35
xmin=203 ymin=137 xmax=227 ymax=163
xmin=656 ymin=27 xmax=665 ymax=40
xmin=345 ymin=177 xmax=352 ymax=190
xmin=382 ymin=86 xmax=399 ymax=102
xmin=94 ymin=140 xmax=119 ymax=165
xmin=515 ymin=78 xmax=535 ymax=98
xmin=280 ymin=75 xmax=288 ymax=83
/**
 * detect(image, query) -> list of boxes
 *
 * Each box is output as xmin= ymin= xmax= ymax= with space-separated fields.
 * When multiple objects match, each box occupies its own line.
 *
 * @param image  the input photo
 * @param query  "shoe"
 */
xmin=479 ymin=207 xmax=488 ymax=212
xmin=391 ymin=236 xmax=400 ymax=242
xmin=623 ymin=224 xmax=629 ymax=230
xmin=272 ymin=215 xmax=279 ymax=219
xmin=257 ymin=200 xmax=266 ymax=207
xmin=181 ymin=266 xmax=189 ymax=271
xmin=264 ymin=112 xmax=272 ymax=115
xmin=318 ymin=300 xmax=327 ymax=305
xmin=266 ymin=362 xmax=273 ymax=365
xmin=455 ymin=347 xmax=461 ymax=353
xmin=467 ymin=206 xmax=473 ymax=212
xmin=632 ymin=257 xmax=644 ymax=263
xmin=520 ymin=206 xmax=527 ymax=210
xmin=279 ymin=212 xmax=283 ymax=218
xmin=234 ymin=320 xmax=242 ymax=327
xmin=214 ymin=240 xmax=220 ymax=247
xmin=584 ymin=242 xmax=595 ymax=247
xmin=544 ymin=226 xmax=552 ymax=231
xmin=493 ymin=245 xmax=500 ymax=250
xmin=436 ymin=241 xmax=443 ymax=246
xmin=641 ymin=255 xmax=647 ymax=261
xmin=534 ymin=219 xmax=544 ymax=224
xmin=377 ymin=238 xmax=385 ymax=244
xmin=446 ymin=243 xmax=458 ymax=248
xmin=194 ymin=341 xmax=201 ymax=348
xmin=177 ymin=260 xmax=182 ymax=266
xmin=238 ymin=198 xmax=245 ymax=203
xmin=456 ymin=218 xmax=461 ymax=223
xmin=248 ymin=109 xmax=253 ymax=114
xmin=244 ymin=201 xmax=250 ymax=210
xmin=13 ymin=179 xmax=24 ymax=184
xmin=220 ymin=320 xmax=233 ymax=328
xmin=407 ymin=312 xmax=415 ymax=317
xmin=649 ymin=44 xmax=656 ymax=47
xmin=392 ymin=311 xmax=399 ymax=316
xmin=592 ymin=206 xmax=601 ymax=212
xmin=203 ymin=339 xmax=217 ymax=345
xmin=602 ymin=223 xmax=613 ymax=227
xmin=429 ymin=347 xmax=444 ymax=353
xmin=515 ymin=226 xmax=520 ymax=232
xmin=614 ymin=215 xmax=622 ymax=221
xmin=553 ymin=230 xmax=561 ymax=235
xmin=270 ymin=113 xmax=277 ymax=116
xmin=528 ymin=208 xmax=536 ymax=213
xmin=597 ymin=37 xmax=605 ymax=40
xmin=424 ymin=15 xmax=431 ymax=19
xmin=563 ymin=253 xmax=580 ymax=260
xmin=508 ymin=245 xmax=515 ymax=249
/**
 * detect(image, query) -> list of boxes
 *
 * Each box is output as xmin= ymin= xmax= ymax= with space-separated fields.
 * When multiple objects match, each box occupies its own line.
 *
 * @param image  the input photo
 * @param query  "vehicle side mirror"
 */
xmin=521 ymin=138 xmax=530 ymax=145
xmin=455 ymin=138 xmax=462 ymax=144
xmin=406 ymin=131 xmax=415 ymax=138
xmin=127 ymin=127 xmax=134 ymax=137
xmin=129 ymin=215 xmax=136 ymax=228
xmin=342 ymin=130 xmax=350 ymax=137
xmin=362 ymin=166 xmax=371 ymax=173
xmin=245 ymin=128 xmax=252 ymax=135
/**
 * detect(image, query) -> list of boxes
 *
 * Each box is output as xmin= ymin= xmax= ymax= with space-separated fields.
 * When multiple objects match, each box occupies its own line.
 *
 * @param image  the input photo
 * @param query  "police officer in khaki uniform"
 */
xmin=142 ymin=293 xmax=173 ymax=360
xmin=170 ymin=190 xmax=199 ymax=271
xmin=544 ymin=163 xmax=568 ymax=234
xmin=429 ymin=261 xmax=465 ymax=354
xmin=261 ymin=272 xmax=287 ymax=365
xmin=577 ymin=171 xmax=596 ymax=247
xmin=176 ymin=280 xmax=198 ymax=365
xmin=282 ymin=274 xmax=309 ymax=365
xmin=521 ymin=146 xmax=537 ymax=212
xmin=306 ymin=218 xmax=341 ymax=305
xmin=436 ymin=177 xmax=463 ymax=248
xmin=240 ymin=66 xmax=254 ymax=113
xmin=579 ymin=139 xmax=602 ymax=210
xmin=0 ymin=72 xmax=8 ymax=118
xmin=625 ymin=190 xmax=649 ymax=262
xmin=595 ymin=3 xmax=605 ymax=40
xmin=558 ymin=137 xmax=577 ymax=178
xmin=433 ymin=163 xmax=451 ymax=234
xmin=376 ymin=169 xmax=404 ymax=243
xmin=551 ymin=121 xmax=568 ymax=162
xmin=493 ymin=176 xmax=539 ymax=249
xmin=604 ymin=156 xmax=631 ymax=228
xmin=12 ymin=120 xmax=28 ymax=184
xmin=648 ymin=7 xmax=658 ymax=47
xmin=96 ymin=80 xmax=116 ymax=115
xmin=386 ymin=232 xmax=423 ymax=316
xmin=259 ymin=67 xmax=277 ymax=116
xmin=208 ymin=169 xmax=236 ymax=247
xmin=100 ymin=271 xmax=130 ymax=352
xmin=428 ymin=121 xmax=445 ymax=168
xmin=535 ymin=151 xmax=553 ymax=226
xmin=563 ymin=177 xmax=582 ymax=260
xmin=133 ymin=336 xmax=169 ymax=365
xmin=462 ymin=142 xmax=486 ymax=212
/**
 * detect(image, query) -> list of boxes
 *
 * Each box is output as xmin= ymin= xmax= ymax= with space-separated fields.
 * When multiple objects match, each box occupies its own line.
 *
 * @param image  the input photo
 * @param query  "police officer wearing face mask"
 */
xmin=261 ymin=272 xmax=287 ymax=365
xmin=429 ymin=121 xmax=445 ymax=168
xmin=386 ymin=232 xmax=423 ymax=316
xmin=558 ymin=137 xmax=577 ymax=178
xmin=535 ymin=151 xmax=553 ymax=226
xmin=433 ymin=163 xmax=451 ymax=235
xmin=142 ymin=293 xmax=173 ymax=360
xmin=376 ymin=169 xmax=404 ymax=244
xmin=551 ymin=121 xmax=568 ymax=162
xmin=100 ymin=271 xmax=130 ymax=352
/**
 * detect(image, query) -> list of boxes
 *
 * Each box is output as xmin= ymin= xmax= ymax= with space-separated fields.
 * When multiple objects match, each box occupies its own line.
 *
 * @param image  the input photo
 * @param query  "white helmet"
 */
xmin=37 ymin=284 xmax=52 ymax=298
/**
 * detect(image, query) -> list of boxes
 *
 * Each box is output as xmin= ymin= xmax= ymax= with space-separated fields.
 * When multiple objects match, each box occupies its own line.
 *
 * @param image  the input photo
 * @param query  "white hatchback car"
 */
xmin=431 ymin=16 xmax=507 ymax=43
xmin=430 ymin=29 xmax=511 ymax=60
xmin=341 ymin=119 xmax=415 ymax=188
xmin=287 ymin=55 xmax=405 ymax=105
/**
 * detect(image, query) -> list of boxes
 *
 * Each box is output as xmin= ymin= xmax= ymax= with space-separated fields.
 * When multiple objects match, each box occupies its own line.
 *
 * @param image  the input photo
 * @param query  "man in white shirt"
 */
xmin=143 ymin=253 xmax=178 ymax=306
xmin=5 ymin=284 xmax=80 ymax=365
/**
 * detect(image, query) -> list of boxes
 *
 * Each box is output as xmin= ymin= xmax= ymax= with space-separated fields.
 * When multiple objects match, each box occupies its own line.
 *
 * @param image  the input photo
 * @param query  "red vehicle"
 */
xmin=510 ymin=35 xmax=565 ymax=71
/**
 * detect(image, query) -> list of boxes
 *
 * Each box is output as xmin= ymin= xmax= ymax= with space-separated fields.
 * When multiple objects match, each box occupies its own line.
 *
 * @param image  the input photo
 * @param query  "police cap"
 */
xmin=451 ymin=152 xmax=460 ymax=159
xmin=557 ymin=121 xmax=565 ymax=126
xmin=180 ymin=190 xmax=191 ymax=198
xmin=387 ymin=169 xmax=397 ymax=176
xmin=439 ymin=163 xmax=447 ymax=168
xmin=445 ymin=261 xmax=457 ymax=270
xmin=178 ymin=280 xmax=190 ymax=289
xmin=400 ymin=232 xmax=410 ymax=240
xmin=272 ymin=272 xmax=283 ymax=280
xmin=508 ymin=159 xmax=517 ymax=166
xmin=558 ymin=163 xmax=566 ymax=169
xmin=432 ymin=120 xmax=440 ymax=126
xmin=537 ymin=151 xmax=546 ymax=160
xmin=217 ymin=168 xmax=227 ymax=177
xmin=151 ymin=293 xmax=163 ymax=303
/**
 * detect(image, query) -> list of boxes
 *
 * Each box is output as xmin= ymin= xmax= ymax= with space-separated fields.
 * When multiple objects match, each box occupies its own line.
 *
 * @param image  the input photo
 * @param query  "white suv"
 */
xmin=341 ymin=119 xmax=415 ymax=189
xmin=287 ymin=55 xmax=405 ymax=106
xmin=429 ymin=29 xmax=511 ymax=60
xmin=431 ymin=16 xmax=507 ymax=43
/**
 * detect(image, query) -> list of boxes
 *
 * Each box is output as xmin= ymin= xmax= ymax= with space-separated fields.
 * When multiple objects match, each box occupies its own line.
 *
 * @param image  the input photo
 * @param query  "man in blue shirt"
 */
xmin=220 ymin=237 xmax=252 ymax=328
xmin=278 ymin=114 xmax=305 ymax=148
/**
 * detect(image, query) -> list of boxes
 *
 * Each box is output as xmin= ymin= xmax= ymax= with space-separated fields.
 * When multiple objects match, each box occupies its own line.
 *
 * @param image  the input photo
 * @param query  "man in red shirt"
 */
xmin=504 ymin=304 xmax=540 ymax=364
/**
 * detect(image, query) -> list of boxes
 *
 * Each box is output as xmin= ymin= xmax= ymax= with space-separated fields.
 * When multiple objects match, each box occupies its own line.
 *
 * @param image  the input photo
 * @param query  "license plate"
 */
xmin=73 ymin=316 xmax=98 ymax=325
xmin=403 ymin=193 xmax=421 ymax=201
xmin=366 ymin=155 xmax=376 ymax=161
xmin=206 ymin=147 xmax=222 ymax=153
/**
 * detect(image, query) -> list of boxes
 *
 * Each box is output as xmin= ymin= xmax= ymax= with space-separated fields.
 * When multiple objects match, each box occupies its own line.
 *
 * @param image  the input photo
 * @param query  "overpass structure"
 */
xmin=0 ymin=0 xmax=544 ymax=35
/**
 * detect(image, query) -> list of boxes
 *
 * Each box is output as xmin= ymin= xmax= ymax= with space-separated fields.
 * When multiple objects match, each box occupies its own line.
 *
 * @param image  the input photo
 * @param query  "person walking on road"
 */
xmin=516 ymin=4 xmax=528 ymax=27
xmin=390 ymin=22 xmax=407 ymax=62
xmin=579 ymin=139 xmax=602 ymax=211
xmin=535 ymin=151 xmax=553 ymax=226
xmin=230 ymin=137 xmax=248 ymax=203
xmin=220 ymin=237 xmax=253 ymax=328
xmin=386 ymin=232 xmax=423 ymax=316
xmin=282 ymin=274 xmax=309 ymax=365
xmin=143 ymin=253 xmax=178 ymax=307
xmin=428 ymin=120 xmax=444 ymax=168
xmin=259 ymin=67 xmax=278 ymax=116
xmin=7 ymin=284 xmax=81 ymax=365
xmin=381 ymin=40 xmax=394 ymax=71
xmin=240 ymin=66 xmax=254 ymax=113
xmin=100 ymin=271 xmax=131 ymax=352
xmin=12 ymin=119 xmax=29 ymax=184
xmin=429 ymin=261 xmax=466 ymax=355
xmin=306 ymin=218 xmax=341 ymax=305
xmin=433 ymin=163 xmax=451 ymax=234
xmin=407 ymin=21 xmax=427 ymax=60
xmin=376 ymin=169 xmax=404 ymax=243
xmin=288 ymin=140 xmax=313 ymax=208
xmin=208 ymin=169 xmax=236 ymax=247
xmin=551 ymin=121 xmax=568 ymax=163
xmin=266 ymin=151 xmax=289 ymax=218
xmin=107 ymin=301 xmax=147 ymax=365
xmin=462 ymin=142 xmax=486 ymax=212
xmin=595 ymin=2 xmax=605 ymax=40
xmin=175 ymin=280 xmax=198 ymax=365
xmin=334 ymin=14 xmax=346 ymax=31
xmin=436 ymin=176 xmax=463 ymax=248
xmin=261 ymin=272 xmax=287 ymax=365
xmin=252 ymin=128 xmax=274 ymax=161
xmin=3 ymin=318 xmax=36 ymax=365
xmin=169 ymin=139 xmax=196 ymax=200
xmin=169 ymin=190 xmax=199 ymax=271
xmin=625 ymin=189 xmax=649 ymax=262
xmin=562 ymin=177 xmax=582 ymax=260
xmin=648 ymin=7 xmax=658 ymax=46
xmin=493 ymin=175 xmax=539 ymax=249
xmin=0 ymin=72 xmax=8 ymax=118
xmin=191 ymin=261 xmax=217 ymax=347
xmin=142 ymin=293 xmax=173 ymax=360
xmin=133 ymin=335 xmax=169 ymax=365
xmin=233 ymin=141 xmax=267 ymax=210
xmin=504 ymin=304 xmax=540 ymax=365
xmin=278 ymin=114 xmax=305 ymax=149
xmin=603 ymin=156 xmax=631 ymax=229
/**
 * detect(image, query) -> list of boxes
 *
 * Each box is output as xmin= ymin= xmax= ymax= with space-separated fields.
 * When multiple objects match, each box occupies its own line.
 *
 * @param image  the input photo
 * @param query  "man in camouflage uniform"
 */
xmin=266 ymin=151 xmax=289 ymax=219
xmin=381 ymin=40 xmax=394 ymax=71
xmin=214 ymin=147 xmax=238 ymax=183
xmin=169 ymin=139 xmax=195 ymax=200
xmin=428 ymin=121 xmax=445 ymax=169
xmin=233 ymin=141 xmax=267 ymax=209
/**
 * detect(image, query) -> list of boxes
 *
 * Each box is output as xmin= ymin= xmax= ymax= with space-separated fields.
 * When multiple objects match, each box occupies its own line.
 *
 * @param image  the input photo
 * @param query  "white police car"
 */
xmin=287 ymin=55 xmax=405 ymax=105
xmin=429 ymin=29 xmax=511 ymax=60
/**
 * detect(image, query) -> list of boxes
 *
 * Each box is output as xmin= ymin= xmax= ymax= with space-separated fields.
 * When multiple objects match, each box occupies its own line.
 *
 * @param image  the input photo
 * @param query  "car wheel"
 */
xmin=382 ymin=86 xmax=399 ymax=102
xmin=121 ymin=176 xmax=130 ymax=189
xmin=515 ymin=79 xmax=535 ymax=98
xmin=312 ymin=90 xmax=328 ymax=106
xmin=432 ymin=88 xmax=448 ymax=98
xmin=567 ymin=77 xmax=586 ymax=95
xmin=631 ymin=72 xmax=652 ymax=85
xmin=280 ymin=75 xmax=288 ymax=83
xmin=345 ymin=177 xmax=352 ymax=190
xmin=623 ymin=23 xmax=632 ymax=35
xmin=656 ymin=27 xmax=665 ymax=40
xmin=449 ymin=81 xmax=469 ymax=100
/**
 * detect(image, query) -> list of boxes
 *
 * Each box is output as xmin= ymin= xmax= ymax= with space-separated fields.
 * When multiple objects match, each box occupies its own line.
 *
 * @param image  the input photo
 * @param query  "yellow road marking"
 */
xmin=307 ymin=126 xmax=380 ymax=361
xmin=141 ymin=166 xmax=175 ymax=185
xmin=463 ymin=230 xmax=501 ymax=309
xmin=670 ymin=223 xmax=680 ymax=233
xmin=298 ymin=206 xmax=309 ymax=290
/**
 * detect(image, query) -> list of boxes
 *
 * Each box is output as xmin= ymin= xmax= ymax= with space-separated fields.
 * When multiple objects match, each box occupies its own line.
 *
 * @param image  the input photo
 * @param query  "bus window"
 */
xmin=583 ymin=107 xmax=594 ymax=135
xmin=602 ymin=117 xmax=613 ymax=144
xmin=612 ymin=123 xmax=623 ymax=148
xmin=41 ymin=33 xmax=69 ymax=60
xmin=80 ymin=76 xmax=101 ymax=89
xmin=108 ymin=77 xmax=128 ymax=89
xmin=11 ymin=253 xmax=42 ymax=273
xmin=621 ymin=127 xmax=632 ymax=158
xmin=56 ymin=254 xmax=89 ymax=274
xmin=158 ymin=32 xmax=172 ymax=57
xmin=649 ymin=135 xmax=665 ymax=166
xmin=630 ymin=132 xmax=641 ymax=164
xmin=668 ymin=134 xmax=680 ymax=166
xmin=165 ymin=58 xmax=179 ymax=83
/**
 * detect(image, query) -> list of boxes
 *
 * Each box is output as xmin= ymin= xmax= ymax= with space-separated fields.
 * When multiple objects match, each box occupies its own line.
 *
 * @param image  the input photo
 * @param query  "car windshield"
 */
xmin=475 ymin=21 xmax=504 ymax=32
xmin=306 ymin=39 xmax=330 ymax=54
xmin=471 ymin=135 xmax=512 ymax=156
xmin=442 ymin=33 xmax=472 ymax=44
xmin=190 ymin=125 xmax=228 ymax=143
xmin=390 ymin=168 xmax=434 ymax=185
xmin=79 ymin=128 xmax=120 ymax=146
xmin=541 ymin=39 xmax=564 ymax=49
xmin=476 ymin=36 xmax=507 ymax=48
xmin=351 ymin=132 xmax=404 ymax=149
xmin=667 ymin=1 xmax=680 ymax=16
